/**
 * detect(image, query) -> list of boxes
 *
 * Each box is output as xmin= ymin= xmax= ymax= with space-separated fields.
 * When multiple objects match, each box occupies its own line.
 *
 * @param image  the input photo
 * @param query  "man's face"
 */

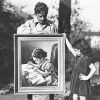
xmin=36 ymin=13 xmax=47 ymax=25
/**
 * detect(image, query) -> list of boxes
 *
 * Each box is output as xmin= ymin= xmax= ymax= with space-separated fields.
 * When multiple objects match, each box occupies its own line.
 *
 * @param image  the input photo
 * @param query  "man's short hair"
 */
xmin=34 ymin=2 xmax=48 ymax=16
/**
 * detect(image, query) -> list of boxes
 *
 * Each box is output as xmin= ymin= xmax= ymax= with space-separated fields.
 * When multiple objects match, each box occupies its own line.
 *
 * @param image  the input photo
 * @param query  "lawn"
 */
xmin=0 ymin=94 xmax=26 ymax=100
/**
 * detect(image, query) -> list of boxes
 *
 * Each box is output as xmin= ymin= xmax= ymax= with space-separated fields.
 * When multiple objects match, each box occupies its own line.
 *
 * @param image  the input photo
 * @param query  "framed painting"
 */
xmin=14 ymin=34 xmax=66 ymax=94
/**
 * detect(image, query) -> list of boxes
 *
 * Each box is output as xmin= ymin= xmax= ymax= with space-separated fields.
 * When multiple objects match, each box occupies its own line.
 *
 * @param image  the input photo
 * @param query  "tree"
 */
xmin=58 ymin=0 xmax=71 ymax=35
xmin=0 ymin=0 xmax=28 ymax=86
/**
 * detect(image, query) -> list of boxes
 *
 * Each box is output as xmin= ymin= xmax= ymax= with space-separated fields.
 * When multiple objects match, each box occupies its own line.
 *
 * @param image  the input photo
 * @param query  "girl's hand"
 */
xmin=34 ymin=67 xmax=40 ymax=73
xmin=79 ymin=74 xmax=88 ymax=80
xmin=34 ymin=67 xmax=38 ymax=71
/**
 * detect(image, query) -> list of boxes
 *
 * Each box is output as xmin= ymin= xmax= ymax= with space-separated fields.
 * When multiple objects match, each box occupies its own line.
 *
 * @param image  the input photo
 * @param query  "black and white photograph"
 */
xmin=0 ymin=0 xmax=100 ymax=100
xmin=14 ymin=34 xmax=65 ymax=94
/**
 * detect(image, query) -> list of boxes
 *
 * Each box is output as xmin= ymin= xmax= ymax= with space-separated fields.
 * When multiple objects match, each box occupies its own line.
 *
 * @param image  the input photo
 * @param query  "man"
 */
xmin=17 ymin=2 xmax=57 ymax=35
xmin=17 ymin=2 xmax=57 ymax=100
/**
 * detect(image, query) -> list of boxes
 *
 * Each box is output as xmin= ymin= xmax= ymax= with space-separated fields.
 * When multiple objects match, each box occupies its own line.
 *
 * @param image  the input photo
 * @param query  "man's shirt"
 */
xmin=17 ymin=19 xmax=57 ymax=34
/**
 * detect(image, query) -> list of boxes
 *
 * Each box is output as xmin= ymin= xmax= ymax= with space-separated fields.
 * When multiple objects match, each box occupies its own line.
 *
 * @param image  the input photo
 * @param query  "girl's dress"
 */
xmin=39 ymin=59 xmax=58 ymax=85
xmin=70 ymin=56 xmax=92 ymax=96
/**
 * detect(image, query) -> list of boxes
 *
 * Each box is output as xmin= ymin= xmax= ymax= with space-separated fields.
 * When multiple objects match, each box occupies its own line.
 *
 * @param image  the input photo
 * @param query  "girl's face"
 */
xmin=74 ymin=48 xmax=81 ymax=56
xmin=32 ymin=57 xmax=43 ymax=64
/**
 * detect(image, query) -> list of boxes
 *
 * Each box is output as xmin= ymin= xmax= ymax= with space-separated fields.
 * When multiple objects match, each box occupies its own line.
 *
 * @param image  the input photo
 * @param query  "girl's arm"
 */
xmin=87 ymin=63 xmax=96 ymax=80
xmin=66 ymin=38 xmax=77 ymax=57
xmin=35 ymin=62 xmax=53 ymax=76
xmin=79 ymin=63 xmax=96 ymax=80
xmin=35 ymin=68 xmax=51 ymax=77
xmin=27 ymin=61 xmax=39 ymax=69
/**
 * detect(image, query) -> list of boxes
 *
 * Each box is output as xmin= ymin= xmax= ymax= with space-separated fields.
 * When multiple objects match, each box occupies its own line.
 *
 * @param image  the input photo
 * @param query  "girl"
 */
xmin=65 ymin=38 xmax=96 ymax=100
xmin=30 ymin=48 xmax=58 ymax=86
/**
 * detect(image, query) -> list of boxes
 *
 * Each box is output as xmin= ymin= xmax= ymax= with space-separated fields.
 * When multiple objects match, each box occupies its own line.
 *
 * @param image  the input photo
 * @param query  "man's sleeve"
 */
xmin=51 ymin=23 xmax=58 ymax=34
xmin=17 ymin=20 xmax=31 ymax=34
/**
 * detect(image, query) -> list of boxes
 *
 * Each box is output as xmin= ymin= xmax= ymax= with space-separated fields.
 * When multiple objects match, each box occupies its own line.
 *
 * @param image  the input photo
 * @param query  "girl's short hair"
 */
xmin=34 ymin=2 xmax=48 ymax=16
xmin=32 ymin=48 xmax=47 ymax=59
xmin=72 ymin=39 xmax=91 ymax=56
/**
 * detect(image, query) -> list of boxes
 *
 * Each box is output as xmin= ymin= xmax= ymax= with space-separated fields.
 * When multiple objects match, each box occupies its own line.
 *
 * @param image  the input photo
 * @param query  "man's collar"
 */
xmin=34 ymin=19 xmax=50 ymax=27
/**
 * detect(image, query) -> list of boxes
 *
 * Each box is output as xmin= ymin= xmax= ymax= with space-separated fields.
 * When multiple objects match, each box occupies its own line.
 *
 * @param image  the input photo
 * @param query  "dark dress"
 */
xmin=70 ymin=56 xmax=92 ymax=96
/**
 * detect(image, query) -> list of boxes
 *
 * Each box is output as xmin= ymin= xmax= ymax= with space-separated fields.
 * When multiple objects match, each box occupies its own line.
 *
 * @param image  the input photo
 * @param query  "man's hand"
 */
xmin=36 ymin=30 xmax=49 ymax=34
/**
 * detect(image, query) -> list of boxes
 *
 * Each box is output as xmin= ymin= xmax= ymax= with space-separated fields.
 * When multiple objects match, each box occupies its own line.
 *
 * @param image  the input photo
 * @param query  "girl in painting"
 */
xmin=27 ymin=48 xmax=58 ymax=86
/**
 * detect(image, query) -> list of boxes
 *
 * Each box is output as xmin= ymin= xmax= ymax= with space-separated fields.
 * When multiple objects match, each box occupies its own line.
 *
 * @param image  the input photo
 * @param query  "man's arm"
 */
xmin=17 ymin=20 xmax=32 ymax=34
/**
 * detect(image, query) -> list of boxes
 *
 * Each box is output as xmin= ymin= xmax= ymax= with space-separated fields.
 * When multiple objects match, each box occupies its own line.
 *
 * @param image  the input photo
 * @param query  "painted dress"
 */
xmin=39 ymin=59 xmax=58 ymax=86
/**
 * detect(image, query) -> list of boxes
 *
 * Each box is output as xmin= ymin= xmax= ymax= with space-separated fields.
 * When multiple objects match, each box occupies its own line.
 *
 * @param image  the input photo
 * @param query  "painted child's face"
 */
xmin=32 ymin=57 xmax=42 ymax=64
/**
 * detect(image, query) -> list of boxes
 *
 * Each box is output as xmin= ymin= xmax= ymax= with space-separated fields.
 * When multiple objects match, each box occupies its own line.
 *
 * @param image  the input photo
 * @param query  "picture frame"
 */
xmin=14 ymin=34 xmax=66 ymax=94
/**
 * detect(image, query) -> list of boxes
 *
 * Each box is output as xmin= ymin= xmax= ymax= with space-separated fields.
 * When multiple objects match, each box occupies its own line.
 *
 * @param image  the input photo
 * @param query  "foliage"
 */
xmin=0 ymin=0 xmax=27 ymax=86
xmin=70 ymin=0 xmax=90 ymax=40
xmin=91 ymin=48 xmax=100 ymax=62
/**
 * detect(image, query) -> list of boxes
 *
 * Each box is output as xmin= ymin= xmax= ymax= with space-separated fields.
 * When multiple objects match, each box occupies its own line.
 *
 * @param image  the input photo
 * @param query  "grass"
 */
xmin=0 ymin=93 xmax=26 ymax=100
